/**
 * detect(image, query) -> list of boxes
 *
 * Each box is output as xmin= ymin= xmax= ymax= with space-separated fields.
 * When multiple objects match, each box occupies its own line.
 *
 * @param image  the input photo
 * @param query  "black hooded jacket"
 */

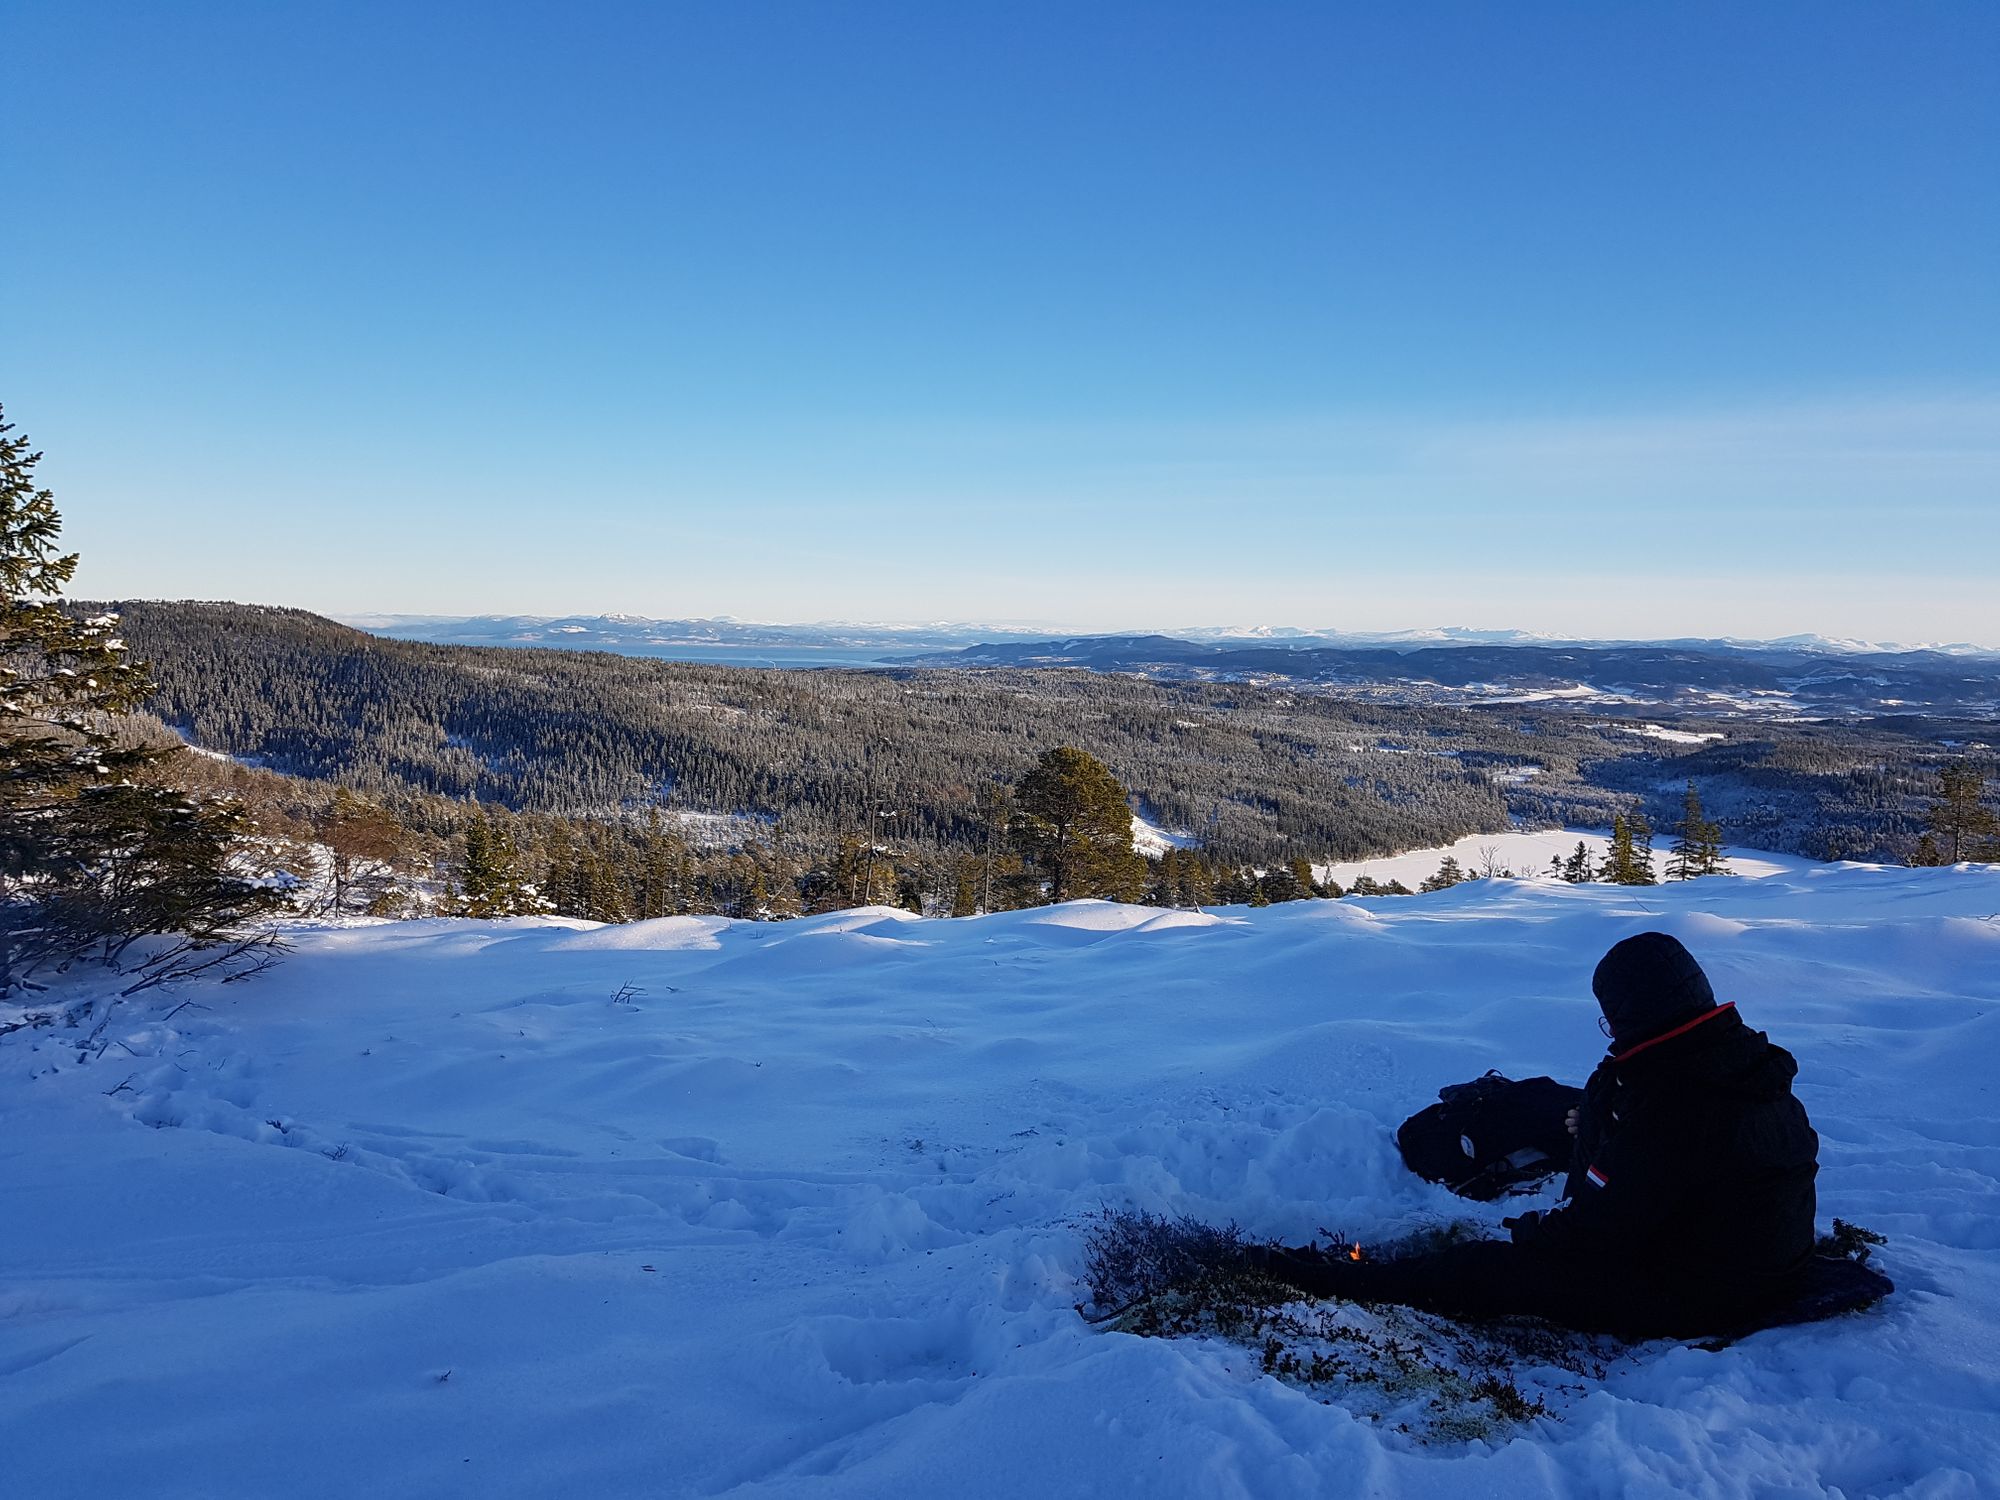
xmin=1512 ymin=1003 xmax=1819 ymax=1291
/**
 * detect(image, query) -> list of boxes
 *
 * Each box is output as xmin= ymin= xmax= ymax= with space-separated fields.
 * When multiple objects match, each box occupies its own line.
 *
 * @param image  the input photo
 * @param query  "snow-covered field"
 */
xmin=5 ymin=864 xmax=1999 ymax=1497
xmin=1616 ymin=722 xmax=1729 ymax=745
xmin=1316 ymin=828 xmax=1813 ymax=889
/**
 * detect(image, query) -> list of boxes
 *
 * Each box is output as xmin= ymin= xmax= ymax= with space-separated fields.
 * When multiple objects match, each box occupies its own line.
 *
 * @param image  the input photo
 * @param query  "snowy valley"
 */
xmin=5 ymin=859 xmax=1998 ymax=1498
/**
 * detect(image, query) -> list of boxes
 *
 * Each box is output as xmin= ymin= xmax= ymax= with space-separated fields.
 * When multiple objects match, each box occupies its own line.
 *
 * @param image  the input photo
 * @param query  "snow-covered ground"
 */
xmin=1130 ymin=808 xmax=1195 ymax=857
xmin=1316 ymin=828 xmax=1813 ymax=889
xmin=1615 ymin=722 xmax=1729 ymax=745
xmin=4 ymin=864 xmax=1998 ymax=1497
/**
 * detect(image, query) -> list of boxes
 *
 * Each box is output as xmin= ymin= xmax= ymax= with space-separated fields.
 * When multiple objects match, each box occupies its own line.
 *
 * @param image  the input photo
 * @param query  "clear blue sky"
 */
xmin=7 ymin=2 xmax=1996 ymax=641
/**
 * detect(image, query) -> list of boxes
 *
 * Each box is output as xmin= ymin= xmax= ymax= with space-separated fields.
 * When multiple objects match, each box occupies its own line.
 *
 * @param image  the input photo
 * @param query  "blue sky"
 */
xmin=7 ymin=2 xmax=1997 ymax=640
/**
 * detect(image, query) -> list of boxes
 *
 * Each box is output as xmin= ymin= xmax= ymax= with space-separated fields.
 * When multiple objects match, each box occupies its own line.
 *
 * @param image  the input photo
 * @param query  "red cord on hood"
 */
xmin=1612 ymin=1001 xmax=1736 ymax=1063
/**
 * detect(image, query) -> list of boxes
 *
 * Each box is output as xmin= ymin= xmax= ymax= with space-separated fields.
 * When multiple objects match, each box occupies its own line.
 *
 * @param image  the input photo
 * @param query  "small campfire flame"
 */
xmin=1348 ymin=1243 xmax=1365 ymax=1263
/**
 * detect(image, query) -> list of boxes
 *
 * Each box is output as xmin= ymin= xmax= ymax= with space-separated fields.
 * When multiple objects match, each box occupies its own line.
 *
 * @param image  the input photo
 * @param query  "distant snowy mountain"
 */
xmin=1177 ymin=625 xmax=1584 ymax=649
xmin=330 ymin=614 xmax=2000 ymax=716
xmin=1745 ymin=633 xmax=2000 ymax=658
xmin=341 ymin=613 xmax=1998 ymax=662
xmin=339 ymin=612 xmax=1062 ymax=659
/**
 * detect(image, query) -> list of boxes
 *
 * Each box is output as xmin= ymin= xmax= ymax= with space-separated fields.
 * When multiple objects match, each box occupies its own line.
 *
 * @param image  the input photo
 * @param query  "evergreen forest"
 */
xmin=107 ymin=599 xmax=1989 ymax=876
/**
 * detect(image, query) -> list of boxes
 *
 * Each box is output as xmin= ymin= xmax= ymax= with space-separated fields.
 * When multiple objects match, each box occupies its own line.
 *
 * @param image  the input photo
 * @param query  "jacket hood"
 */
xmin=1593 ymin=932 xmax=1717 ymax=1048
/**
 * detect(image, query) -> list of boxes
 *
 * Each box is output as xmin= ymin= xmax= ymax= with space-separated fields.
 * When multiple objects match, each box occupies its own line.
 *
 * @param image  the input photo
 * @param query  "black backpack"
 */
xmin=1396 ymin=1071 xmax=1585 ymax=1201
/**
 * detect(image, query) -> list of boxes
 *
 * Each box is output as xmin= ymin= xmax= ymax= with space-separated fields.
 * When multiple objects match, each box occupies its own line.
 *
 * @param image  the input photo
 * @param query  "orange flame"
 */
xmin=1349 ymin=1244 xmax=1365 ymax=1262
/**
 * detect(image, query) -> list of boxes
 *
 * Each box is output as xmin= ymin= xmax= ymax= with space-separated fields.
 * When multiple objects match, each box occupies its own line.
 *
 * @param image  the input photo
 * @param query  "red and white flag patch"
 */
xmin=1585 ymin=1165 xmax=1609 ymax=1189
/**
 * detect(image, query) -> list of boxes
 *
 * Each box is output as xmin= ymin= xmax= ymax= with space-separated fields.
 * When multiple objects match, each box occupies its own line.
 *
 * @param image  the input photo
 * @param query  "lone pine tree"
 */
xmin=1924 ymin=761 xmax=1998 ymax=864
xmin=1009 ymin=746 xmax=1143 ymax=903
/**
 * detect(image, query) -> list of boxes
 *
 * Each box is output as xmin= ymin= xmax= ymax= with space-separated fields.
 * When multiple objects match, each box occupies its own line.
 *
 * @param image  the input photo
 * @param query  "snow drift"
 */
xmin=3 ymin=862 xmax=1998 ymax=1497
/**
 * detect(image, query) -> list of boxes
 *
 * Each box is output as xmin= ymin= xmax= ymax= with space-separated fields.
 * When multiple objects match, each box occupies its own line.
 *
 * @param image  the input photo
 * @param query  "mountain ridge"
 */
xmin=335 ymin=612 xmax=1999 ymax=660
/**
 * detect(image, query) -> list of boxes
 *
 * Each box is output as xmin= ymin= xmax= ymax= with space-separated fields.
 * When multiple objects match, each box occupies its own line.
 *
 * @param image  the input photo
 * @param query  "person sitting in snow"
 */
xmin=1251 ymin=932 xmax=1821 ymax=1339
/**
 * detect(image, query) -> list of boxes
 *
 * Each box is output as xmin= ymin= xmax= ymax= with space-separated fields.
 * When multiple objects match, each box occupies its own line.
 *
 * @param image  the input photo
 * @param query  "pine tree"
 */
xmin=1419 ymin=855 xmax=1464 ymax=893
xmin=1 ymin=417 xmax=148 ymax=986
xmin=1628 ymin=810 xmax=1657 ymax=885
xmin=665 ymin=835 xmax=698 ymax=916
xmin=1561 ymin=841 xmax=1593 ymax=883
xmin=1010 ymin=746 xmax=1142 ymax=904
xmin=459 ymin=813 xmax=498 ymax=913
xmin=1256 ymin=865 xmax=1309 ymax=903
xmin=734 ymin=865 xmax=770 ymax=919
xmin=950 ymin=858 xmax=979 ymax=917
xmin=541 ymin=825 xmax=579 ymax=915
xmin=1347 ymin=875 xmax=1411 ymax=897
xmin=1600 ymin=814 xmax=1628 ymax=883
xmin=975 ymin=780 xmax=1010 ymax=914
xmin=633 ymin=808 xmax=691 ymax=919
xmin=573 ymin=843 xmax=627 ymax=922
xmin=28 ymin=781 xmax=284 ymax=993
xmin=1667 ymin=781 xmax=1729 ymax=879
xmin=1907 ymin=832 xmax=1946 ymax=868
xmin=457 ymin=810 xmax=536 ymax=917
xmin=1666 ymin=783 xmax=1699 ymax=880
xmin=1 ymin=406 xmax=280 ymax=991
xmin=1173 ymin=849 xmax=1217 ymax=907
xmin=1924 ymin=761 xmax=1998 ymax=863
xmin=1599 ymin=812 xmax=1656 ymax=886
xmin=827 ymin=833 xmax=872 ymax=910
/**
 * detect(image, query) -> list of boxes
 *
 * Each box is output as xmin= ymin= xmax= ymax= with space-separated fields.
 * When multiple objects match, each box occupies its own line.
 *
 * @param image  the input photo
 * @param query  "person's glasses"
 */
xmin=1598 ymin=1014 xmax=1616 ymax=1040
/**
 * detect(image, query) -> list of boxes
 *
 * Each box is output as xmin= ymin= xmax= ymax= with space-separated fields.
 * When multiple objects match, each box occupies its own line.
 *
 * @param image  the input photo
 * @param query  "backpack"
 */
xmin=1396 ymin=1071 xmax=1585 ymax=1201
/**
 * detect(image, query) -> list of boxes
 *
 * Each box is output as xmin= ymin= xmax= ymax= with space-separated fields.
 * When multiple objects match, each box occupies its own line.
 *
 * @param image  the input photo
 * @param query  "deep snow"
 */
xmin=4 ymin=862 xmax=1999 ymax=1498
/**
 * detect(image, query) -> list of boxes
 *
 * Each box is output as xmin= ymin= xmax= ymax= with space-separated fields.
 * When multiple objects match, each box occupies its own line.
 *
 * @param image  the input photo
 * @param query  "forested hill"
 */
xmin=106 ymin=602 xmax=1524 ymax=860
xmin=103 ymin=601 xmax=1979 ymax=864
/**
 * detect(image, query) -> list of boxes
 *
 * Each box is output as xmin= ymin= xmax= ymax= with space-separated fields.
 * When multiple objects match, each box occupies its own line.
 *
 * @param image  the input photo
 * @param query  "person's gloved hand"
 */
xmin=1501 ymin=1210 xmax=1546 ymax=1247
